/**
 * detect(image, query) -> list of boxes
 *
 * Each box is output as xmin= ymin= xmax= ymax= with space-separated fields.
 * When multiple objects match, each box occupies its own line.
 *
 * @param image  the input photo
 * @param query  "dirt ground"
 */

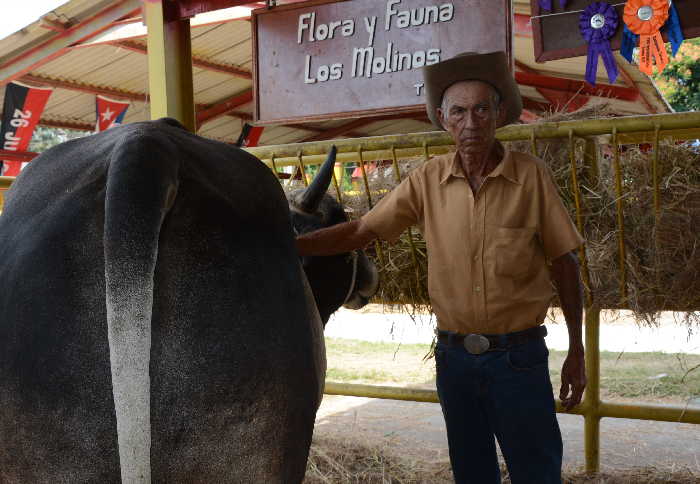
xmin=314 ymin=394 xmax=700 ymax=476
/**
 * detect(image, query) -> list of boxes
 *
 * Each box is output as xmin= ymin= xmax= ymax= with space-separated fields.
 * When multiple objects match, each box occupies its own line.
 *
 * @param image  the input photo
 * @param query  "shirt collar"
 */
xmin=439 ymin=143 xmax=521 ymax=185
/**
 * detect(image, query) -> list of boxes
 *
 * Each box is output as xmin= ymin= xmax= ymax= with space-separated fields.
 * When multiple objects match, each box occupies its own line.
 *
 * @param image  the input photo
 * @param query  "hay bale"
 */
xmin=305 ymin=434 xmax=700 ymax=483
xmin=281 ymin=104 xmax=700 ymax=327
xmin=610 ymin=141 xmax=700 ymax=325
xmin=305 ymin=435 xmax=452 ymax=483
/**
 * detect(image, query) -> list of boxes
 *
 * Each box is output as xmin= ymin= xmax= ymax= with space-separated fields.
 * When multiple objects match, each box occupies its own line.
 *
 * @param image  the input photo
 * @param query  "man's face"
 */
xmin=436 ymin=81 xmax=504 ymax=155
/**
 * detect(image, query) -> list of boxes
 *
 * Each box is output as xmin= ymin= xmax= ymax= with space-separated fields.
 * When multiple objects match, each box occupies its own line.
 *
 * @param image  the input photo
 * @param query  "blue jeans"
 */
xmin=435 ymin=334 xmax=562 ymax=484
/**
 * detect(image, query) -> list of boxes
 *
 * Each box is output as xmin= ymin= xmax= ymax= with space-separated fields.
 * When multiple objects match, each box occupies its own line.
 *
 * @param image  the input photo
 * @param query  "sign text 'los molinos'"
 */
xmin=253 ymin=0 xmax=512 ymax=124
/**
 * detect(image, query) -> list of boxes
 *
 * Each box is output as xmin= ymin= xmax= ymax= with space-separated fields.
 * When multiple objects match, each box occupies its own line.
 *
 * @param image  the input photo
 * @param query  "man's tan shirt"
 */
xmin=361 ymin=148 xmax=584 ymax=335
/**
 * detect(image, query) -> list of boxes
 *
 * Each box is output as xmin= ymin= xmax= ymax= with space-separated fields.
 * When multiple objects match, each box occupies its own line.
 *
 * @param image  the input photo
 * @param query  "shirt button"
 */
xmin=475 ymin=285 xmax=481 ymax=292
xmin=473 ymin=255 xmax=479 ymax=261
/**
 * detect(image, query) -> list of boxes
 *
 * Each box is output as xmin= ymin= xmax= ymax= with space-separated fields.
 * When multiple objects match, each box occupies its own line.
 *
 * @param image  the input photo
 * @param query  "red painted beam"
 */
xmin=22 ymin=74 xmax=147 ymax=103
xmin=300 ymin=112 xmax=432 ymax=142
xmin=0 ymin=150 xmax=39 ymax=162
xmin=196 ymin=91 xmax=254 ymax=127
xmin=514 ymin=71 xmax=640 ymax=101
xmin=514 ymin=13 xmax=533 ymax=38
xmin=115 ymin=41 xmax=252 ymax=79
xmin=302 ymin=119 xmax=373 ymax=142
xmin=20 ymin=74 xmax=231 ymax=123
xmin=521 ymin=97 xmax=552 ymax=113
xmin=520 ymin=110 xmax=540 ymax=123
xmin=38 ymin=119 xmax=94 ymax=131
xmin=515 ymin=60 xmax=590 ymax=112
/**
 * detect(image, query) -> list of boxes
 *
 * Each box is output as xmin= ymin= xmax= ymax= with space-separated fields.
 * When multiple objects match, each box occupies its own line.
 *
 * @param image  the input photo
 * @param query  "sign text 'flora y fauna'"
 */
xmin=253 ymin=0 xmax=512 ymax=124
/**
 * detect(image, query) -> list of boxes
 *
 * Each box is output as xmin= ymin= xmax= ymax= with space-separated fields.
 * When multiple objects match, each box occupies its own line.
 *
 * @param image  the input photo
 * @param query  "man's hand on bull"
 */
xmin=560 ymin=343 xmax=586 ymax=410
xmin=296 ymin=219 xmax=377 ymax=257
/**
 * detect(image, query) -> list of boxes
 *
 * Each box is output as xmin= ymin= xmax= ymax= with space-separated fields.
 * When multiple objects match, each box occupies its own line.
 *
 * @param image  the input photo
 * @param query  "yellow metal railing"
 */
xmin=246 ymin=110 xmax=700 ymax=474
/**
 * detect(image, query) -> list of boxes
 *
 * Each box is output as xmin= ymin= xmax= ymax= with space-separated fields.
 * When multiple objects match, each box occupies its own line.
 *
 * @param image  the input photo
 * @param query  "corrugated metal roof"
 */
xmin=0 ymin=0 xmax=671 ymax=147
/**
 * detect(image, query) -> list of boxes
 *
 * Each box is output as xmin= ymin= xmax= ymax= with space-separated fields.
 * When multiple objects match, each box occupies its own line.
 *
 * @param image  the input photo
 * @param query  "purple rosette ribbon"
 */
xmin=579 ymin=2 xmax=619 ymax=85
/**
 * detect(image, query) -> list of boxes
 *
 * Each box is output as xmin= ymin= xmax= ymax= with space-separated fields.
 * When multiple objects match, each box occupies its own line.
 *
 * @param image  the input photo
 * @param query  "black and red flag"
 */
xmin=235 ymin=123 xmax=264 ymax=148
xmin=0 ymin=82 xmax=53 ymax=176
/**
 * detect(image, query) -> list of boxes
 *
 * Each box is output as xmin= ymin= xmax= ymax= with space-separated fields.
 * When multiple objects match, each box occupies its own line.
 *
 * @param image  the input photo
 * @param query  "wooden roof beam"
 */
xmin=0 ymin=150 xmax=39 ymax=162
xmin=71 ymin=7 xmax=259 ymax=49
xmin=22 ymin=73 xmax=149 ymax=103
xmin=21 ymin=74 xmax=250 ymax=128
xmin=115 ymin=41 xmax=252 ymax=80
xmin=39 ymin=16 xmax=71 ymax=32
xmin=514 ymin=71 xmax=640 ymax=101
xmin=196 ymin=91 xmax=253 ymax=128
xmin=521 ymin=96 xmax=553 ymax=113
xmin=0 ymin=0 xmax=142 ymax=86
xmin=513 ymin=13 xmax=533 ymax=38
xmin=38 ymin=118 xmax=94 ymax=131
xmin=515 ymin=60 xmax=590 ymax=112
xmin=520 ymin=110 xmax=541 ymax=123
xmin=301 ymin=119 xmax=374 ymax=142
xmin=175 ymin=1 xmax=255 ymax=19
xmin=300 ymin=112 xmax=431 ymax=142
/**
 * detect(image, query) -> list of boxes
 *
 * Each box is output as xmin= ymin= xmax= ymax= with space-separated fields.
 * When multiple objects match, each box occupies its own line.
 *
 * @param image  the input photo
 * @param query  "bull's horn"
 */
xmin=300 ymin=145 xmax=337 ymax=213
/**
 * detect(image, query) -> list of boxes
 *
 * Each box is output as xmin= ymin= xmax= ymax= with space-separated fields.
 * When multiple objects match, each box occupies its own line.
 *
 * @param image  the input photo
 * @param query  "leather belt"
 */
xmin=437 ymin=325 xmax=547 ymax=355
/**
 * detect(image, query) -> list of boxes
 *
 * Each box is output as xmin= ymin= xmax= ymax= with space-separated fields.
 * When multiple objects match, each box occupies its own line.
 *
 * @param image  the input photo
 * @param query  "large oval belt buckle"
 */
xmin=464 ymin=334 xmax=490 ymax=355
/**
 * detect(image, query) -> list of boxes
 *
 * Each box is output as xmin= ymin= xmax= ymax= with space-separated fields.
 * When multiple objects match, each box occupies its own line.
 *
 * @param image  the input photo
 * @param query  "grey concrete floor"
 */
xmin=314 ymin=395 xmax=700 ymax=473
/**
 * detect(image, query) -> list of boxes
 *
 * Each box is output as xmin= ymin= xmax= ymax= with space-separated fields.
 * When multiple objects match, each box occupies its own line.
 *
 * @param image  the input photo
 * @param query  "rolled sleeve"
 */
xmin=537 ymin=164 xmax=585 ymax=261
xmin=361 ymin=172 xmax=423 ymax=244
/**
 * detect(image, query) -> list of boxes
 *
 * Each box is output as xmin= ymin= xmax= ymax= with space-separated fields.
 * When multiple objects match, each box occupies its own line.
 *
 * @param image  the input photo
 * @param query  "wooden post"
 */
xmin=144 ymin=0 xmax=196 ymax=132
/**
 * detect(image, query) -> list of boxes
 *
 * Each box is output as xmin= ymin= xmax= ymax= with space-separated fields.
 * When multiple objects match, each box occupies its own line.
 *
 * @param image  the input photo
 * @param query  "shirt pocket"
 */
xmin=493 ymin=226 xmax=537 ymax=279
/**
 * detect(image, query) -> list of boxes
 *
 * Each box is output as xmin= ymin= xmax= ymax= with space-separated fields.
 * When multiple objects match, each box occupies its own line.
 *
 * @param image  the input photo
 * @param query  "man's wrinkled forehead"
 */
xmin=441 ymin=80 xmax=501 ymax=108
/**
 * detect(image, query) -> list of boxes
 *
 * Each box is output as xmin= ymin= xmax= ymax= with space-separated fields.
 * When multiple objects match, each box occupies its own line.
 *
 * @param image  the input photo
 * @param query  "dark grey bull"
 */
xmin=0 ymin=118 xmax=377 ymax=483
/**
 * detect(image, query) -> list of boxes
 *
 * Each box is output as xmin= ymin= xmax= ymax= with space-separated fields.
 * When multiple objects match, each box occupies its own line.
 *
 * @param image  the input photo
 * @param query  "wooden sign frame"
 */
xmin=531 ymin=0 xmax=700 ymax=63
xmin=252 ymin=0 xmax=513 ymax=125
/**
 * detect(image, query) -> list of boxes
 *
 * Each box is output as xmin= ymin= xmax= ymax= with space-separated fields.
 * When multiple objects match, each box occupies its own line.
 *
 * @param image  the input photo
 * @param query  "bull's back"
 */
xmin=0 ymin=120 xmax=323 ymax=483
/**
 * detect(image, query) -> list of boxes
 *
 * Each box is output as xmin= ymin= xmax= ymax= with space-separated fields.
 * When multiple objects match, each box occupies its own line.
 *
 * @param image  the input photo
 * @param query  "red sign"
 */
xmin=0 ymin=82 xmax=53 ymax=176
xmin=253 ymin=0 xmax=513 ymax=124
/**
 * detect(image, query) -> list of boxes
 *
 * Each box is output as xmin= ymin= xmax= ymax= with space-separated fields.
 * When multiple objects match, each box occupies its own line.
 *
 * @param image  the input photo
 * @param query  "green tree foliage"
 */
xmin=654 ymin=38 xmax=700 ymax=112
xmin=28 ymin=126 xmax=89 ymax=153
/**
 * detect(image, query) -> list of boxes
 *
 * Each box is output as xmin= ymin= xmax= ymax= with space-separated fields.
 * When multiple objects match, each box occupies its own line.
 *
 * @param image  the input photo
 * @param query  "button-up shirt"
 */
xmin=361 ymin=147 xmax=584 ymax=335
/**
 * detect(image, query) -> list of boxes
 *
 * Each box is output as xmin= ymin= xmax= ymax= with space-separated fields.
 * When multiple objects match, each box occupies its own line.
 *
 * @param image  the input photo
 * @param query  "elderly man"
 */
xmin=296 ymin=51 xmax=586 ymax=483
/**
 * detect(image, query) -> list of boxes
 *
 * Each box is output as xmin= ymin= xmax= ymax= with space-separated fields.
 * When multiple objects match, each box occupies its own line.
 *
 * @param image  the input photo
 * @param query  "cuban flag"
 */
xmin=0 ymin=82 xmax=53 ymax=176
xmin=235 ymin=123 xmax=264 ymax=148
xmin=95 ymin=95 xmax=129 ymax=132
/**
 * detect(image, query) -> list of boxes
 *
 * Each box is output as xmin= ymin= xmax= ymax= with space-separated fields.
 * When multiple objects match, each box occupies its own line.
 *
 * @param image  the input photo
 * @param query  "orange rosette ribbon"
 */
xmin=623 ymin=0 xmax=669 ymax=75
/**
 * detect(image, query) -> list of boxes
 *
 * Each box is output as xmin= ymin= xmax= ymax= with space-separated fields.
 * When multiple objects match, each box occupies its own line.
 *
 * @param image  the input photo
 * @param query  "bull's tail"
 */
xmin=104 ymin=127 xmax=179 ymax=483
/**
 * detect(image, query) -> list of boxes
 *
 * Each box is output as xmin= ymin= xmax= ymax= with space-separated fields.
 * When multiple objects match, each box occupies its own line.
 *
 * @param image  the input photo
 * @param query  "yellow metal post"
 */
xmin=584 ymin=306 xmax=601 ymax=473
xmin=652 ymin=125 xmax=662 ymax=306
xmin=611 ymin=129 xmax=628 ymax=305
xmin=270 ymin=153 xmax=279 ymax=180
xmin=296 ymin=151 xmax=309 ymax=186
xmin=391 ymin=146 xmax=422 ymax=296
xmin=145 ymin=0 xmax=196 ymax=132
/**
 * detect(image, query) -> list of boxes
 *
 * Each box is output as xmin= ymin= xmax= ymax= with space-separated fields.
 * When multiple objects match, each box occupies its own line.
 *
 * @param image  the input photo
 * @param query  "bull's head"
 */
xmin=288 ymin=146 xmax=379 ymax=325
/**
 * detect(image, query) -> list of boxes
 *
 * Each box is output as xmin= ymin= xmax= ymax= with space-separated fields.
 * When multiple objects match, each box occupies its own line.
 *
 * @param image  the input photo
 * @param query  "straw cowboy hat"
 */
xmin=423 ymin=51 xmax=522 ymax=129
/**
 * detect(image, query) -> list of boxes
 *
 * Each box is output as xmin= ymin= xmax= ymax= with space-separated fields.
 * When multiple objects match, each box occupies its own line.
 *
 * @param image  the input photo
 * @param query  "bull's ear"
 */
xmin=299 ymin=145 xmax=337 ymax=213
